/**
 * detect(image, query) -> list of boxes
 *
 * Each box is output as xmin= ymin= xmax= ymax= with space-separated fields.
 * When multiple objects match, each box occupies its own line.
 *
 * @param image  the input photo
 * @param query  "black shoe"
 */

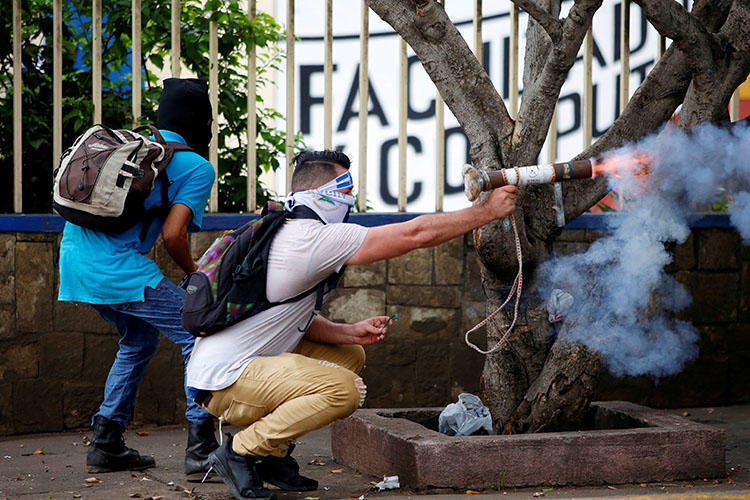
xmin=185 ymin=420 xmax=220 ymax=482
xmin=86 ymin=415 xmax=155 ymax=473
xmin=257 ymin=443 xmax=318 ymax=491
xmin=208 ymin=434 xmax=275 ymax=500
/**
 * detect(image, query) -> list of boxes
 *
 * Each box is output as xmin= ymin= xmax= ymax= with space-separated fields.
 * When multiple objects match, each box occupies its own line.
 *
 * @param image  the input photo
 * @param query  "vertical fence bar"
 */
xmin=618 ymin=0 xmax=629 ymax=208
xmin=730 ymin=88 xmax=740 ymax=122
xmin=398 ymin=39 xmax=407 ymax=212
xmin=13 ymin=0 xmax=22 ymax=212
xmin=547 ymin=104 xmax=557 ymax=164
xmin=285 ymin=0 xmax=295 ymax=194
xmin=247 ymin=0 xmax=257 ymax=211
xmin=92 ymin=0 xmax=102 ymax=124
xmin=619 ymin=0 xmax=630 ymax=115
xmin=171 ymin=0 xmax=181 ymax=77
xmin=358 ymin=0 xmax=369 ymax=212
xmin=434 ymin=1 xmax=445 ymax=212
xmin=53 ymin=0 xmax=63 ymax=168
xmin=657 ymin=34 xmax=665 ymax=60
xmin=435 ymin=92 xmax=444 ymax=212
xmin=509 ymin=3 xmax=518 ymax=119
xmin=473 ymin=0 xmax=482 ymax=61
xmin=132 ymin=0 xmax=142 ymax=126
xmin=209 ymin=18 xmax=219 ymax=212
xmin=583 ymin=27 xmax=593 ymax=148
xmin=324 ymin=0 xmax=333 ymax=150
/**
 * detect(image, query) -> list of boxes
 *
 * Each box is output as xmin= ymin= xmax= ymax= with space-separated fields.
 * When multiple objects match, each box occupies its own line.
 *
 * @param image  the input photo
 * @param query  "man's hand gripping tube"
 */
xmin=460 ymin=160 xmax=592 ymax=354
xmin=462 ymin=160 xmax=594 ymax=201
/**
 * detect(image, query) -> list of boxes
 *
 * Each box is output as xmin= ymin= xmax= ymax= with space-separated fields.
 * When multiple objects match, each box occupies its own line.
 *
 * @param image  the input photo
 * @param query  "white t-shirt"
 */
xmin=186 ymin=218 xmax=369 ymax=391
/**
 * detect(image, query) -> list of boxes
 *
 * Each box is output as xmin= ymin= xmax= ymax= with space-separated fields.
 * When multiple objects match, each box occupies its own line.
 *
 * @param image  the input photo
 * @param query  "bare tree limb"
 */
xmin=561 ymin=44 xmax=692 ymax=220
xmin=634 ymin=0 xmax=719 ymax=75
xmin=510 ymin=0 xmax=601 ymax=166
xmin=564 ymin=0 xmax=744 ymax=217
xmin=511 ymin=0 xmax=562 ymax=42
xmin=679 ymin=0 xmax=750 ymax=127
xmin=366 ymin=0 xmax=513 ymax=169
xmin=721 ymin=2 xmax=750 ymax=94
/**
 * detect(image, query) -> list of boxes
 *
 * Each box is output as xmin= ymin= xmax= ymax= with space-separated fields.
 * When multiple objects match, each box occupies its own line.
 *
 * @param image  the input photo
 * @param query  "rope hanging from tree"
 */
xmin=465 ymin=168 xmax=525 ymax=355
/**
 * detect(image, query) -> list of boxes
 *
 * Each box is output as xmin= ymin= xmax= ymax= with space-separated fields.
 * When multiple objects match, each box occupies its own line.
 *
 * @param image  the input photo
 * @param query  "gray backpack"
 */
xmin=53 ymin=124 xmax=192 ymax=233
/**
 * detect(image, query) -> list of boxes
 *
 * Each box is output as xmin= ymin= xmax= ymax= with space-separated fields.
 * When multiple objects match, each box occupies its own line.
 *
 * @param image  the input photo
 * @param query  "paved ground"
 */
xmin=1 ymin=405 xmax=748 ymax=500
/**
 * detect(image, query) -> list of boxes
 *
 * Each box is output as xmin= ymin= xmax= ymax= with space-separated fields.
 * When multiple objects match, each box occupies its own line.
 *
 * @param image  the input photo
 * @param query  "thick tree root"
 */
xmin=505 ymin=340 xmax=602 ymax=434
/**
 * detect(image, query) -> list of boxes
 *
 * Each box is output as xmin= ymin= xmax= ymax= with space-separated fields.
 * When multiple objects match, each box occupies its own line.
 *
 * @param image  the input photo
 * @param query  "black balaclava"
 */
xmin=157 ymin=78 xmax=212 ymax=155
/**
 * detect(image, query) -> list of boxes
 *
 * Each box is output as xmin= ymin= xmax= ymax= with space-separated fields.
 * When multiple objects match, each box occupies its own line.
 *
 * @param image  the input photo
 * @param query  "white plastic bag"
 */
xmin=546 ymin=288 xmax=574 ymax=323
xmin=438 ymin=393 xmax=493 ymax=436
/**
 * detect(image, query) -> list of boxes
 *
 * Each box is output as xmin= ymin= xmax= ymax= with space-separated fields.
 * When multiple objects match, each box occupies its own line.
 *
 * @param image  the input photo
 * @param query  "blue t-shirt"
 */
xmin=58 ymin=130 xmax=215 ymax=304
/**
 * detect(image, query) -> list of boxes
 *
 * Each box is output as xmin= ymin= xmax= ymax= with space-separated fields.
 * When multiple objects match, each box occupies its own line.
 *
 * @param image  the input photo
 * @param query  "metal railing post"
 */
xmin=53 ymin=0 xmax=63 ymax=168
xmin=435 ymin=1 xmax=445 ymax=211
xmin=93 ymin=0 xmax=102 ymax=123
xmin=398 ymin=39 xmax=407 ymax=212
xmin=583 ymin=27 xmax=593 ymax=148
xmin=285 ymin=0 xmax=295 ymax=195
xmin=509 ymin=3 xmax=518 ymax=119
xmin=619 ymin=0 xmax=630 ymax=115
xmin=247 ymin=0 xmax=258 ymax=211
xmin=474 ymin=0 xmax=482 ymax=62
xmin=13 ymin=0 xmax=22 ymax=213
xmin=132 ymin=0 xmax=142 ymax=126
xmin=324 ymin=0 xmax=333 ymax=150
xmin=209 ymin=17 xmax=219 ymax=212
xmin=358 ymin=0 xmax=369 ymax=212
xmin=171 ymin=0 xmax=181 ymax=77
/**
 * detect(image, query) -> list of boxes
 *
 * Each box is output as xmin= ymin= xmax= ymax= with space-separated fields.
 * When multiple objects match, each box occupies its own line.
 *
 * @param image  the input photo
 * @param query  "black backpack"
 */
xmin=181 ymin=202 xmax=342 ymax=337
xmin=53 ymin=124 xmax=192 ymax=233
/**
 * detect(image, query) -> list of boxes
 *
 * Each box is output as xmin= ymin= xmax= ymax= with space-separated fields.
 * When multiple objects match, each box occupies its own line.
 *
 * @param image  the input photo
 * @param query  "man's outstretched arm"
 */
xmin=347 ymin=185 xmax=517 ymax=265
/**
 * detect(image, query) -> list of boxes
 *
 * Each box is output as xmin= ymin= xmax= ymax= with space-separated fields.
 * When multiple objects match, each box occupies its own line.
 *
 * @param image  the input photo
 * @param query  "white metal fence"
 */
xmin=9 ymin=0 xmax=744 ymax=214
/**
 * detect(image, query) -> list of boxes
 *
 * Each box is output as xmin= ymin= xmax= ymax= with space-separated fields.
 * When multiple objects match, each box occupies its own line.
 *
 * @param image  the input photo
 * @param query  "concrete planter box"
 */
xmin=331 ymin=401 xmax=725 ymax=489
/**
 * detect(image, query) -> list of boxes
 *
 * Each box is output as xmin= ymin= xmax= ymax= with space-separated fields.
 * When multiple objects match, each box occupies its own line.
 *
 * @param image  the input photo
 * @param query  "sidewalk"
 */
xmin=1 ymin=405 xmax=748 ymax=500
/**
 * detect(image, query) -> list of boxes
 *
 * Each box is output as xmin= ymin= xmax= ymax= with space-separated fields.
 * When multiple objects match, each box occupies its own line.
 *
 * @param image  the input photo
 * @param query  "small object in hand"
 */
xmin=380 ymin=314 xmax=398 ymax=333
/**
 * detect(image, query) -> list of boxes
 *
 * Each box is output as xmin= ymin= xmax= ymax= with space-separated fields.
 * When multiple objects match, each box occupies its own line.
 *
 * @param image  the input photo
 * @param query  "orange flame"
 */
xmin=592 ymin=153 xmax=651 ymax=179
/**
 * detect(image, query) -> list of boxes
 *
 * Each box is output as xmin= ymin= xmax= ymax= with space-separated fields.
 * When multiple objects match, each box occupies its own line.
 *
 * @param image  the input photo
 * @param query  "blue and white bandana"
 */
xmin=285 ymin=171 xmax=355 ymax=224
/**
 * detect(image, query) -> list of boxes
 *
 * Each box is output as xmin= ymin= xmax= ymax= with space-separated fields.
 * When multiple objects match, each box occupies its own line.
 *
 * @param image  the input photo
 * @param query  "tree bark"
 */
xmin=367 ymin=0 xmax=750 ymax=434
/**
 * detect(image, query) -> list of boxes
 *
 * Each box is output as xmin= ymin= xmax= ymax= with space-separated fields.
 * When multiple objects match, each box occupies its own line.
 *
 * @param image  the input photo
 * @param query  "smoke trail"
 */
xmin=537 ymin=120 xmax=750 ymax=377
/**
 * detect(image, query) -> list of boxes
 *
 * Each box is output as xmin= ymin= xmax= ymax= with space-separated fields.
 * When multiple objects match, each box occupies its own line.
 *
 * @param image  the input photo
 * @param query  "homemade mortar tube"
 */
xmin=462 ymin=160 xmax=594 ymax=201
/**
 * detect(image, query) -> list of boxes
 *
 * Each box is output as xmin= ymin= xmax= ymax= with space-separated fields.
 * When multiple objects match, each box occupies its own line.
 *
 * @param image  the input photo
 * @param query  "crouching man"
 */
xmin=186 ymin=150 xmax=517 ymax=499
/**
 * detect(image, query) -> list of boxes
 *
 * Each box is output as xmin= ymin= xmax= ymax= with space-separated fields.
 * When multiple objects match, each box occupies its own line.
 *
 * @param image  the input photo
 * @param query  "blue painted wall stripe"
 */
xmin=0 ymin=212 xmax=733 ymax=233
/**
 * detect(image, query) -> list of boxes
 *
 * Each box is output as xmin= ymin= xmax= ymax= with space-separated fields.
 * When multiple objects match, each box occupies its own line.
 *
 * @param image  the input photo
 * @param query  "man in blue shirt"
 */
xmin=58 ymin=78 xmax=218 ymax=479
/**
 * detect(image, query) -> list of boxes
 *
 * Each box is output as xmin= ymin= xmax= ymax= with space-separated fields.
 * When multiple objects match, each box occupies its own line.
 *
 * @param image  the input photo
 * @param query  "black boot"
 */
xmin=86 ymin=416 xmax=155 ymax=473
xmin=208 ymin=434 xmax=275 ymax=500
xmin=185 ymin=420 xmax=220 ymax=482
xmin=256 ymin=443 xmax=318 ymax=491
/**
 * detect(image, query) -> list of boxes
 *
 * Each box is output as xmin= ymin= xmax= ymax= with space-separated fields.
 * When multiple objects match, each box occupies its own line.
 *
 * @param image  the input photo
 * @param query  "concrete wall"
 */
xmin=0 ymin=224 xmax=748 ymax=436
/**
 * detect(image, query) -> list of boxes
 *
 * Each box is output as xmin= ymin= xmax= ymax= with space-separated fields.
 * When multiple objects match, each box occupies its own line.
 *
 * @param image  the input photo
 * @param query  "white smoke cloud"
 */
xmin=537 ymin=120 xmax=750 ymax=378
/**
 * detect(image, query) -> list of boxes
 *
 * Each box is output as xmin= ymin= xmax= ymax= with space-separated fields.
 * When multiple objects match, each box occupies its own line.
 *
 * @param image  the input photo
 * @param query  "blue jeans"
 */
xmin=91 ymin=278 xmax=213 ymax=429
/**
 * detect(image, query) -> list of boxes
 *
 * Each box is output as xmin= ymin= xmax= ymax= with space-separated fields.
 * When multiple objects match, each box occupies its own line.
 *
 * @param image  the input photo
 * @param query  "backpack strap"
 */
xmin=289 ymin=205 xmax=346 ymax=297
xmin=137 ymin=140 xmax=193 ymax=241
xmin=261 ymin=203 xmax=344 ymax=311
xmin=289 ymin=205 xmax=323 ymax=222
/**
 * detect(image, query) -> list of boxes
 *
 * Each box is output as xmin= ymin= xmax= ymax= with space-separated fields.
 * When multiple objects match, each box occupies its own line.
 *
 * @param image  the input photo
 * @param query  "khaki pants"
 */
xmin=202 ymin=340 xmax=366 ymax=457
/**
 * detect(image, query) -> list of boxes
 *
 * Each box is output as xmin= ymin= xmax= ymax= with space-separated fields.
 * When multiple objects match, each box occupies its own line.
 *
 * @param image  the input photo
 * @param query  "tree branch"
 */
xmin=678 ymin=0 xmax=750 ymax=127
xmin=367 ymin=0 xmax=512 ymax=170
xmin=633 ymin=0 xmax=717 ymax=75
xmin=564 ymin=0 xmax=740 ymax=218
xmin=562 ymin=44 xmax=692 ymax=220
xmin=720 ymin=0 xmax=750 ymax=76
xmin=510 ymin=0 xmax=601 ymax=166
xmin=511 ymin=0 xmax=562 ymax=42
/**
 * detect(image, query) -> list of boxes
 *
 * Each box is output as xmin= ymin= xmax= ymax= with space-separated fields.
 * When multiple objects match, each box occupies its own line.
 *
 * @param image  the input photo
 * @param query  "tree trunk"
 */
xmin=367 ymin=0 xmax=750 ymax=434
